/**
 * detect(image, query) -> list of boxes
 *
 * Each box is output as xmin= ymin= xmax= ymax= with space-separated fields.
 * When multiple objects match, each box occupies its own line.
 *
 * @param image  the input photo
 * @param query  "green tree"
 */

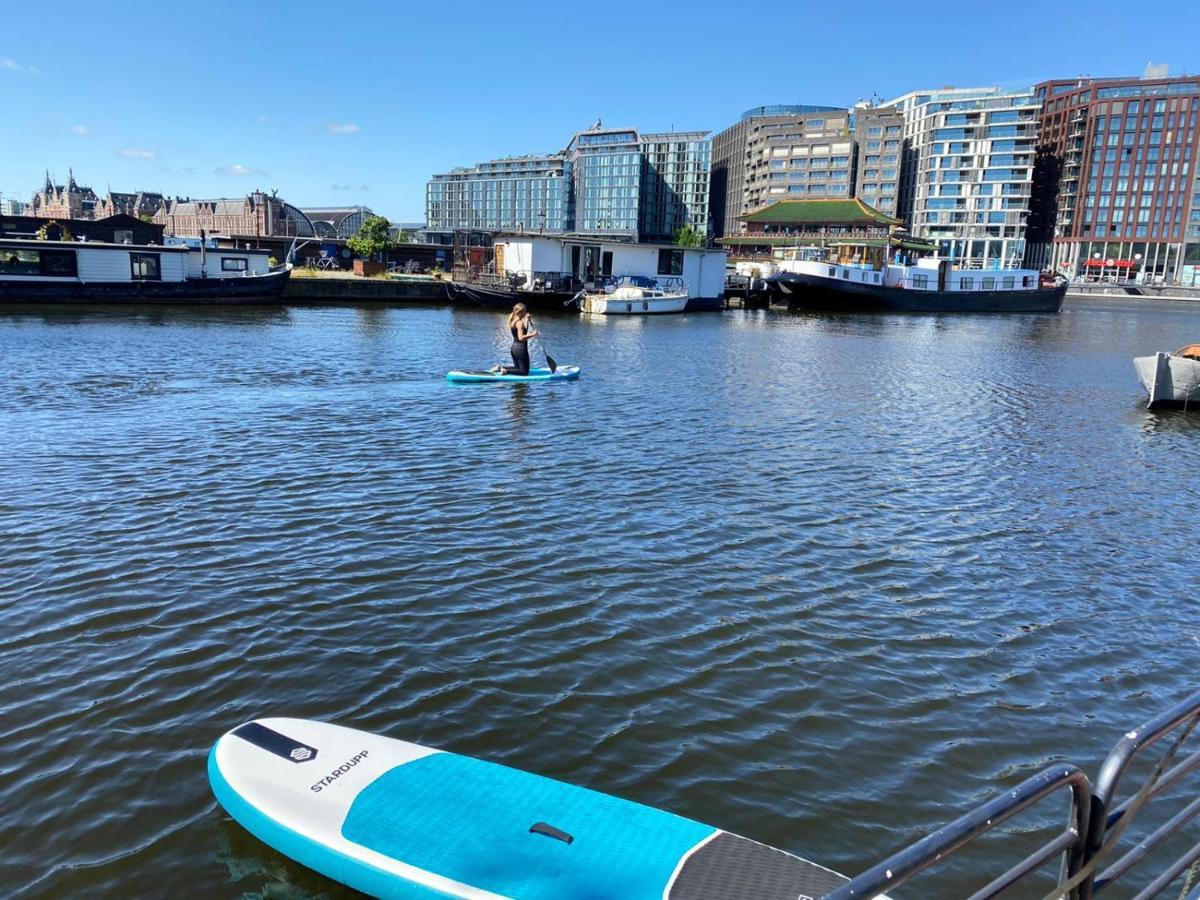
xmin=347 ymin=215 xmax=395 ymax=260
xmin=672 ymin=223 xmax=705 ymax=248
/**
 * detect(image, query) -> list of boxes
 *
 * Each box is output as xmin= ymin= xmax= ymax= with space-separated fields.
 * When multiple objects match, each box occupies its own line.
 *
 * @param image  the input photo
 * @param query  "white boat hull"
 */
xmin=1134 ymin=352 xmax=1200 ymax=408
xmin=581 ymin=294 xmax=689 ymax=315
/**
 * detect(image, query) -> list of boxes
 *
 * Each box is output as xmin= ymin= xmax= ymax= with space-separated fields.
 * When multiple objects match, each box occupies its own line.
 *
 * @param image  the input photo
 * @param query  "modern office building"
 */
xmin=638 ymin=131 xmax=711 ymax=242
xmin=1027 ymin=71 xmax=1200 ymax=284
xmin=888 ymin=86 xmax=1040 ymax=268
xmin=426 ymin=154 xmax=569 ymax=234
xmin=709 ymin=104 xmax=846 ymax=239
xmin=426 ymin=123 xmax=711 ymax=243
xmin=0 ymin=196 xmax=28 ymax=216
xmin=852 ymin=104 xmax=905 ymax=217
xmin=565 ymin=127 xmax=642 ymax=238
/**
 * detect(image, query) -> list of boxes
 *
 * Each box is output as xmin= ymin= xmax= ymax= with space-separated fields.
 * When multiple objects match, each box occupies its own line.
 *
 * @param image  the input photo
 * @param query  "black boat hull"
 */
xmin=450 ymin=281 xmax=579 ymax=312
xmin=767 ymin=271 xmax=1066 ymax=314
xmin=0 ymin=268 xmax=292 ymax=304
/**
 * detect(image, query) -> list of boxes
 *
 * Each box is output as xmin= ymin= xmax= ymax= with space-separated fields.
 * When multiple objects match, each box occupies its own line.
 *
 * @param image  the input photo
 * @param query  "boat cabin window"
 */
xmin=0 ymin=248 xmax=78 ymax=277
xmin=828 ymin=266 xmax=836 ymax=276
xmin=912 ymin=274 xmax=929 ymax=289
xmin=1003 ymin=276 xmax=1015 ymax=289
xmin=221 ymin=257 xmax=248 ymax=272
xmin=657 ymin=249 xmax=684 ymax=276
xmin=131 ymin=252 xmax=161 ymax=281
xmin=113 ymin=230 xmax=133 ymax=244
xmin=1023 ymin=275 xmax=1035 ymax=288
xmin=961 ymin=276 xmax=974 ymax=290
xmin=982 ymin=276 xmax=996 ymax=290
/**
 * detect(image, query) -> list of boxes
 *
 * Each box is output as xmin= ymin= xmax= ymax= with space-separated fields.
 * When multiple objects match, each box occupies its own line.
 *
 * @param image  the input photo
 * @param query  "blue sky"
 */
xmin=3 ymin=0 xmax=1197 ymax=221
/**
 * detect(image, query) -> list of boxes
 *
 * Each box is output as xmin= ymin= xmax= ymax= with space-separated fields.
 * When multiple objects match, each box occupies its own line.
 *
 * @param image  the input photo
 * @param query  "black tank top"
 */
xmin=511 ymin=322 xmax=526 ymax=344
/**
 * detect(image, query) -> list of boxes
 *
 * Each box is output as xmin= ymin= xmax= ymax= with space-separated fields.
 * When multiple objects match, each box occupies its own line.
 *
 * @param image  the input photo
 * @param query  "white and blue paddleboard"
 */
xmin=445 ymin=366 xmax=580 ymax=384
xmin=209 ymin=717 xmax=848 ymax=899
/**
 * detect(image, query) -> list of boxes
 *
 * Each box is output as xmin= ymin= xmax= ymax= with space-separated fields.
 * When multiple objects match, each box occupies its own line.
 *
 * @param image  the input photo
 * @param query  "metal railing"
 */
xmin=1083 ymin=688 xmax=1200 ymax=899
xmin=824 ymin=688 xmax=1200 ymax=899
xmin=455 ymin=268 xmax=582 ymax=293
xmin=824 ymin=765 xmax=1091 ymax=900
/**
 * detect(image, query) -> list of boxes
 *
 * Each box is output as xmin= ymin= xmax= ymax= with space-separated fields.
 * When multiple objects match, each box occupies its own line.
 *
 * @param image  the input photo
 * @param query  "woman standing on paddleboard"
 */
xmin=494 ymin=303 xmax=538 ymax=376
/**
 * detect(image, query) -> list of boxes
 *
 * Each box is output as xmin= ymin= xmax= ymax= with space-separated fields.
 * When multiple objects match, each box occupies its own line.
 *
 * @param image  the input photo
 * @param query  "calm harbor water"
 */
xmin=2 ymin=297 xmax=1199 ymax=898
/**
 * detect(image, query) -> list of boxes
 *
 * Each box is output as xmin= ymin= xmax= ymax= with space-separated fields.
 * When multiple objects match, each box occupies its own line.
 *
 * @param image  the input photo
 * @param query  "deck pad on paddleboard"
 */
xmin=209 ymin=717 xmax=847 ymax=899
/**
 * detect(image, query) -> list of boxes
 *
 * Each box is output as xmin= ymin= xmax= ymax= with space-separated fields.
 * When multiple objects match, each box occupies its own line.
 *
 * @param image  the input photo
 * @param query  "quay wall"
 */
xmin=285 ymin=276 xmax=450 ymax=303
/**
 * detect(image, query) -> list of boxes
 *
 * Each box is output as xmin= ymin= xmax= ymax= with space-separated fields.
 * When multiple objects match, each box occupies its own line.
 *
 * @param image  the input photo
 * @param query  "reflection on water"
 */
xmin=1 ymin=297 xmax=1199 ymax=897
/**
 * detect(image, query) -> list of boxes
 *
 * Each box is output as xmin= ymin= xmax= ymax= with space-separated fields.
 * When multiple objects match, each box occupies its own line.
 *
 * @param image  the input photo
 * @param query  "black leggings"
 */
xmin=506 ymin=340 xmax=530 ymax=376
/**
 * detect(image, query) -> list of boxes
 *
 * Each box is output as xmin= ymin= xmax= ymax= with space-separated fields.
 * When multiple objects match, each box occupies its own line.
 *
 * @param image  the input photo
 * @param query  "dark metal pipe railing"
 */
xmin=820 ymin=688 xmax=1200 ymax=900
xmin=1096 ymin=794 xmax=1200 ymax=889
xmin=1081 ymin=687 xmax=1200 ymax=899
xmin=968 ymin=829 xmax=1080 ymax=900
xmin=823 ymin=764 xmax=1091 ymax=899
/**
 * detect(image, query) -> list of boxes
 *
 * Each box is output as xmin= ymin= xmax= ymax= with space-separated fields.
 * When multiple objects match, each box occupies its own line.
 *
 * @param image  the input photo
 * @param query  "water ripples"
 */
xmin=2 ymin=299 xmax=1200 ymax=896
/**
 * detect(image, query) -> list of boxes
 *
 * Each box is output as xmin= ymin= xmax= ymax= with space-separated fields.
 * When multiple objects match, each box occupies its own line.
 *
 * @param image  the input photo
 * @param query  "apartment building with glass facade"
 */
xmin=708 ymin=104 xmax=846 ymax=238
xmin=852 ymin=105 xmax=904 ymax=216
xmin=888 ymin=86 xmax=1040 ymax=268
xmin=426 ymin=154 xmax=569 ymax=234
xmin=638 ymin=131 xmax=711 ymax=242
xmin=427 ymin=125 xmax=712 ymax=243
xmin=1027 ymin=73 xmax=1200 ymax=284
xmin=742 ymin=111 xmax=856 ymax=218
xmin=565 ymin=128 xmax=642 ymax=238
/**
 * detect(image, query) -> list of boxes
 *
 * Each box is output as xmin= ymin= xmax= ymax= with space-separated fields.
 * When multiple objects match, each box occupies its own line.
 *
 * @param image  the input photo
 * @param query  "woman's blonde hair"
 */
xmin=507 ymin=302 xmax=528 ymax=330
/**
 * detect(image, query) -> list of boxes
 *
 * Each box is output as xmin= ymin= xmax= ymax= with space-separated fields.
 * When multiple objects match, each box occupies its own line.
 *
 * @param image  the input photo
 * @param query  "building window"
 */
xmin=221 ymin=257 xmax=248 ymax=272
xmin=41 ymin=249 xmax=78 ymax=276
xmin=131 ymin=252 xmax=161 ymax=280
xmin=0 ymin=248 xmax=40 ymax=275
xmin=657 ymin=249 xmax=683 ymax=276
xmin=113 ymin=229 xmax=134 ymax=244
xmin=0 ymin=248 xmax=77 ymax=277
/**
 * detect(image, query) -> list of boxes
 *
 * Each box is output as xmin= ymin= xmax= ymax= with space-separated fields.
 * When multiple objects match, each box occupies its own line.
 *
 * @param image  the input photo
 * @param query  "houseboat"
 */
xmin=450 ymin=233 xmax=727 ymax=312
xmin=0 ymin=238 xmax=289 ymax=303
xmin=765 ymin=251 xmax=1067 ymax=314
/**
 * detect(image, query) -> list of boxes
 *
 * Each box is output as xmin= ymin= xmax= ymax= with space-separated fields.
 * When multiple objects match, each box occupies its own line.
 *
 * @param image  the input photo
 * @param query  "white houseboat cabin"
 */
xmin=0 ymin=238 xmax=288 ymax=303
xmin=491 ymin=233 xmax=727 ymax=311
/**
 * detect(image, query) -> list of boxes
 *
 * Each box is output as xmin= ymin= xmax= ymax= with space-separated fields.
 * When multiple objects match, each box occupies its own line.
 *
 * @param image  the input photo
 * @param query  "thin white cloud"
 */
xmin=327 ymin=122 xmax=360 ymax=135
xmin=257 ymin=114 xmax=270 ymax=124
xmin=215 ymin=164 xmax=269 ymax=177
xmin=120 ymin=147 xmax=157 ymax=159
xmin=70 ymin=125 xmax=90 ymax=136
xmin=331 ymin=183 xmax=370 ymax=191
xmin=1 ymin=56 xmax=38 ymax=75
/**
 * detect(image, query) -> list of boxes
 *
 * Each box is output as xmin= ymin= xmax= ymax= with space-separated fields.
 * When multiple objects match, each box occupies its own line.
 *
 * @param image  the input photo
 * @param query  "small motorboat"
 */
xmin=1133 ymin=344 xmax=1200 ymax=409
xmin=576 ymin=275 xmax=689 ymax=315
